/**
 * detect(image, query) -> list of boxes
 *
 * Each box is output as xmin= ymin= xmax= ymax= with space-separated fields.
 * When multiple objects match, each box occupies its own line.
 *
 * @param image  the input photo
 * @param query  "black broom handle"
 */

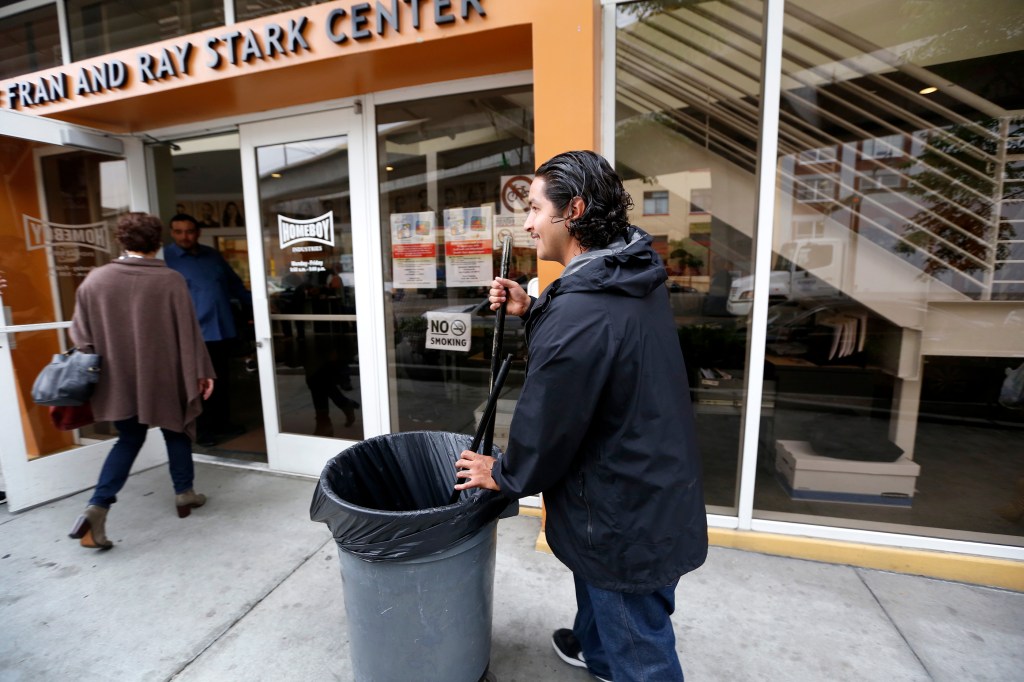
xmin=483 ymin=236 xmax=513 ymax=456
xmin=449 ymin=353 xmax=513 ymax=505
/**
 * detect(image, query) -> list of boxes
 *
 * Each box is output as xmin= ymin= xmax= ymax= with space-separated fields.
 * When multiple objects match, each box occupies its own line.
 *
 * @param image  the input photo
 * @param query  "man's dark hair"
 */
xmin=535 ymin=150 xmax=633 ymax=250
xmin=169 ymin=213 xmax=200 ymax=229
xmin=116 ymin=212 xmax=163 ymax=253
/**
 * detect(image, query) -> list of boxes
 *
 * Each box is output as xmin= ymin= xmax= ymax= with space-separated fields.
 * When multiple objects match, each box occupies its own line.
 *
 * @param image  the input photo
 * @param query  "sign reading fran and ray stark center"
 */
xmin=2 ymin=0 xmax=487 ymax=110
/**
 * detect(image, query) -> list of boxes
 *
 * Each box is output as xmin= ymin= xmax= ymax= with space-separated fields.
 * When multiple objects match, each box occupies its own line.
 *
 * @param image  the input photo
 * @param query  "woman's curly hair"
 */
xmin=116 ymin=212 xmax=163 ymax=253
xmin=535 ymin=151 xmax=633 ymax=250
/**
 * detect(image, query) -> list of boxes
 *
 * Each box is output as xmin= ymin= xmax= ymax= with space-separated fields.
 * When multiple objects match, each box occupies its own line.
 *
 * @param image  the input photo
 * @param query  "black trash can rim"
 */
xmin=311 ymin=430 xmax=512 ymax=561
xmin=316 ymin=430 xmax=495 ymax=518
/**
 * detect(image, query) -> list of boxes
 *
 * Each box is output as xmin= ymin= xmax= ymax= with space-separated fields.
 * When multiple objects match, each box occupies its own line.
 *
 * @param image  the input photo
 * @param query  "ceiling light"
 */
xmin=919 ymin=86 xmax=938 ymax=95
xmin=385 ymin=165 xmax=394 ymax=171
xmin=271 ymin=172 xmax=282 ymax=178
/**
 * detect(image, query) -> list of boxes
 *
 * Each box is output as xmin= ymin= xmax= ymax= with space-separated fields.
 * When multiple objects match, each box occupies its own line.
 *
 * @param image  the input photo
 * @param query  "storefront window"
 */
xmin=1 ymin=141 xmax=128 ymax=457
xmin=67 ymin=0 xmax=223 ymax=61
xmin=0 ymin=4 xmax=63 ymax=80
xmin=376 ymin=86 xmax=535 ymax=446
xmin=615 ymin=0 xmax=764 ymax=514
xmin=754 ymin=0 xmax=1024 ymax=544
xmin=234 ymin=1 xmax=333 ymax=23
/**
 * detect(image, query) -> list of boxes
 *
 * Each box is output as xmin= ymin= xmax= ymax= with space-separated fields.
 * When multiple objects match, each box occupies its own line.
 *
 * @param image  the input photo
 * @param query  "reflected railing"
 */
xmin=615 ymin=0 xmax=1023 ymax=301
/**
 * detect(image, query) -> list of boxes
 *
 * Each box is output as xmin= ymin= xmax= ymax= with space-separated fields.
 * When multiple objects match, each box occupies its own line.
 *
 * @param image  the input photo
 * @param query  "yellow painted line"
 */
xmin=529 ymin=526 xmax=1023 ymax=592
xmin=708 ymin=528 xmax=1024 ymax=592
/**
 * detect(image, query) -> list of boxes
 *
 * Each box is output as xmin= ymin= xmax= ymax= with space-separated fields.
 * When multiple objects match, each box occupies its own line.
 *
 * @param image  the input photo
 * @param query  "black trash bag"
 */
xmin=310 ymin=430 xmax=517 ymax=561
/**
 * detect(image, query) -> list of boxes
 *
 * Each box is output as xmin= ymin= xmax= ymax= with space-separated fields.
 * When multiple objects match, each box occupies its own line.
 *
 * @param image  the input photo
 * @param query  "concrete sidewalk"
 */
xmin=1 ymin=461 xmax=1022 ymax=682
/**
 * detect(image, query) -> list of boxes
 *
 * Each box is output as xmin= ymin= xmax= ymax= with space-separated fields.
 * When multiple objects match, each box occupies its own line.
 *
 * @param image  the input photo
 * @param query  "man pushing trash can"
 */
xmin=455 ymin=150 xmax=708 ymax=682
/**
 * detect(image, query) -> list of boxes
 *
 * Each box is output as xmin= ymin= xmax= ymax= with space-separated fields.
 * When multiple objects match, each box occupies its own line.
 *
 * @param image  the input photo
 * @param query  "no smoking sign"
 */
xmin=424 ymin=312 xmax=471 ymax=352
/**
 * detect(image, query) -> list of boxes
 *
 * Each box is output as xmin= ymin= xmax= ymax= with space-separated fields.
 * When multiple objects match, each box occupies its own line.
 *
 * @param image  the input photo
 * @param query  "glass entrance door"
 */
xmin=240 ymin=108 xmax=385 ymax=476
xmin=0 ymin=112 xmax=154 ymax=511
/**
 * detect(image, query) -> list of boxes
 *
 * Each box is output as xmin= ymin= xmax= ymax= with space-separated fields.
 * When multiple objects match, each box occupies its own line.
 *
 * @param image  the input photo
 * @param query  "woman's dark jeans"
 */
xmin=89 ymin=416 xmax=194 ymax=508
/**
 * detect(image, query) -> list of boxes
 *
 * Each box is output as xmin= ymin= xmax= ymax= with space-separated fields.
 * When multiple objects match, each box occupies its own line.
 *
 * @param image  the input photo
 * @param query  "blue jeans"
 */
xmin=89 ymin=416 xmax=194 ymax=508
xmin=573 ymin=574 xmax=684 ymax=682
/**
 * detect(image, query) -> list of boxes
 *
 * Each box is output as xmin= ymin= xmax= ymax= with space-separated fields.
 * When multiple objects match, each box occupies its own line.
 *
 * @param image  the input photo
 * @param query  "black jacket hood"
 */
xmin=555 ymin=226 xmax=668 ymax=300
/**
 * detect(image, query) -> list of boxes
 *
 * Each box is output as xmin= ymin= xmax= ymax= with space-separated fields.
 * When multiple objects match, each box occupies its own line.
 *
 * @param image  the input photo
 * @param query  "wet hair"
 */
xmin=116 ymin=212 xmax=163 ymax=253
xmin=535 ymin=150 xmax=633 ymax=250
xmin=169 ymin=213 xmax=200 ymax=230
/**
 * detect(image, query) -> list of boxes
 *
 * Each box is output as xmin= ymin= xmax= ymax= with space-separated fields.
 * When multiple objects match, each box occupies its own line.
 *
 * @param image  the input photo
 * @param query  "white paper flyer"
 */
xmin=390 ymin=211 xmax=437 ymax=288
xmin=443 ymin=206 xmax=493 ymax=287
xmin=493 ymin=213 xmax=533 ymax=249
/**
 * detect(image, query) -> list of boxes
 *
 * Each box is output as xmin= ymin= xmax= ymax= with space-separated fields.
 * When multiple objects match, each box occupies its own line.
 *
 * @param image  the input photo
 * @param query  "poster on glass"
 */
xmin=443 ymin=206 xmax=493 ymax=287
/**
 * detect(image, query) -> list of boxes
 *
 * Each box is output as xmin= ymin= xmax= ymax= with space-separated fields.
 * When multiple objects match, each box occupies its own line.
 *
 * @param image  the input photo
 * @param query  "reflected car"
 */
xmin=667 ymin=281 xmax=704 ymax=317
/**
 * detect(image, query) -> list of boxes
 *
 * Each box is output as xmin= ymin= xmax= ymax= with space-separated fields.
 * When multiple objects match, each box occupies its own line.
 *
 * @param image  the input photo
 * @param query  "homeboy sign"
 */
xmin=24 ymin=215 xmax=111 ymax=253
xmin=2 ymin=0 xmax=486 ymax=110
xmin=279 ymin=212 xmax=335 ymax=249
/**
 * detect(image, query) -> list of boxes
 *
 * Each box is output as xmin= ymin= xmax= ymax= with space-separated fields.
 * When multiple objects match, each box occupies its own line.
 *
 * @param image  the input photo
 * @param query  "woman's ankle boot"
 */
xmin=69 ymin=505 xmax=114 ymax=549
xmin=175 ymin=489 xmax=207 ymax=518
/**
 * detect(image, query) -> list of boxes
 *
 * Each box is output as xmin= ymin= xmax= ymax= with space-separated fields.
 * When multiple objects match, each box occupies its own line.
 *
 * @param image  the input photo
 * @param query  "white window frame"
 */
xmin=861 ymin=169 xmax=902 ymax=191
xmin=862 ymin=134 xmax=905 ymax=159
xmin=643 ymin=190 xmax=669 ymax=215
xmin=689 ymin=187 xmax=712 ymax=215
xmin=794 ymin=215 xmax=826 ymax=238
xmin=795 ymin=176 xmax=835 ymax=203
xmin=798 ymin=147 xmax=837 ymax=164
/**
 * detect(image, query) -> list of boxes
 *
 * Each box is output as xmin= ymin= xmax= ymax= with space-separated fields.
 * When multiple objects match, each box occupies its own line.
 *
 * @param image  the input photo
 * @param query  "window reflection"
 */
xmin=615 ymin=0 xmax=1024 ymax=542
xmin=616 ymin=0 xmax=765 ymax=513
xmin=257 ymin=136 xmax=363 ymax=440
xmin=754 ymin=0 xmax=1024 ymax=544
xmin=235 ymin=1 xmax=333 ymax=23
xmin=0 ymin=142 xmax=128 ymax=456
xmin=67 ymin=0 xmax=223 ymax=61
xmin=0 ymin=5 xmax=63 ymax=80
xmin=40 ymin=153 xmax=127 ymax=321
xmin=377 ymin=87 xmax=535 ymax=447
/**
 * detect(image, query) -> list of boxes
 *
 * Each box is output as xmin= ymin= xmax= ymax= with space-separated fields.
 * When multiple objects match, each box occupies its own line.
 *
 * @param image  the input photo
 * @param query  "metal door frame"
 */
xmin=239 ymin=106 xmax=389 ymax=477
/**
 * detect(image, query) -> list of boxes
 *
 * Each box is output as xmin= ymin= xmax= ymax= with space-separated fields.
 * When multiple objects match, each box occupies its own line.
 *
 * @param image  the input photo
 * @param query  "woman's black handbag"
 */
xmin=31 ymin=349 xmax=102 ymax=406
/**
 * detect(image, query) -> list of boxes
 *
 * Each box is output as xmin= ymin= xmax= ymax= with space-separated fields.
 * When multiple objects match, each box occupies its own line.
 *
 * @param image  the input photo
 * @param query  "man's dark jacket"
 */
xmin=493 ymin=227 xmax=708 ymax=593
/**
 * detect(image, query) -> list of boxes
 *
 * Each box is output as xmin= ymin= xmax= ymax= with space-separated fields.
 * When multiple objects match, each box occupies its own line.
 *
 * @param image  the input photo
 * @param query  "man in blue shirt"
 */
xmin=165 ymin=213 xmax=252 ymax=446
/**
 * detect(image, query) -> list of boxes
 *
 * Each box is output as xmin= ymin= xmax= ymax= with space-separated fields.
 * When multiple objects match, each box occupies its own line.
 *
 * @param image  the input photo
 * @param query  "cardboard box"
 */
xmin=775 ymin=440 xmax=920 ymax=506
xmin=474 ymin=398 xmax=516 ymax=452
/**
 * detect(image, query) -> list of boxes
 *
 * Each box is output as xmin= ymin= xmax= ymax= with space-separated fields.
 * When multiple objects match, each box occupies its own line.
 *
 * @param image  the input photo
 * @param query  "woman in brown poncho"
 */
xmin=68 ymin=213 xmax=216 ymax=550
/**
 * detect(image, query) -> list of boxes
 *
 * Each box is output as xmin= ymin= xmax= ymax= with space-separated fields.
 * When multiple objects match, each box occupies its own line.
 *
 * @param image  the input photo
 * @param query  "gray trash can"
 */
xmin=310 ymin=431 xmax=514 ymax=682
xmin=339 ymin=521 xmax=497 ymax=681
